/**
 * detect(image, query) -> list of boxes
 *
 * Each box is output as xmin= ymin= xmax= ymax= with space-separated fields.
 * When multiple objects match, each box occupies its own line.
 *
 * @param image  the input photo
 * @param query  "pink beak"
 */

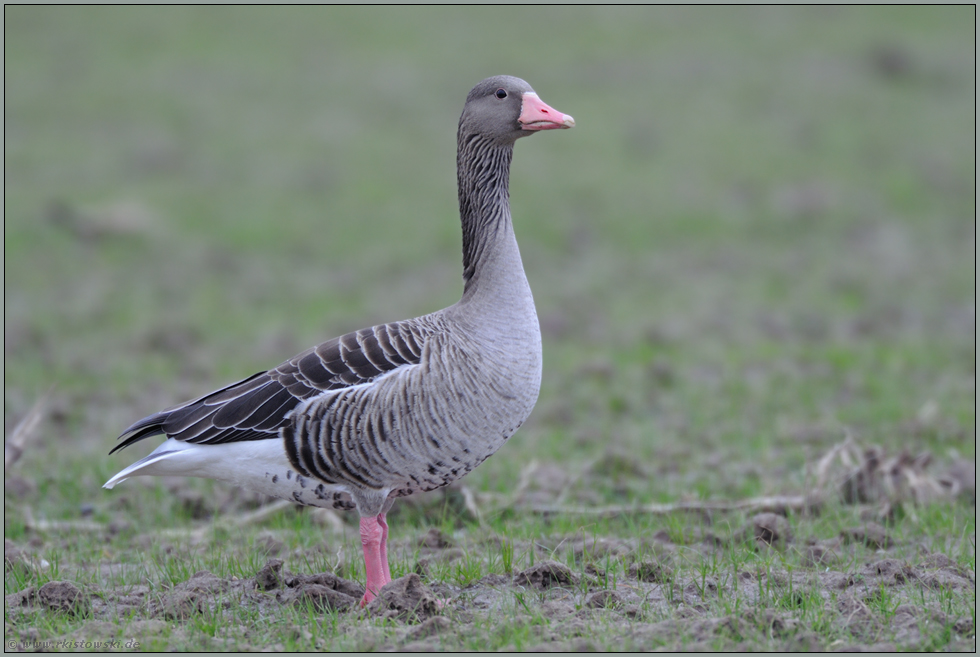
xmin=519 ymin=92 xmax=575 ymax=131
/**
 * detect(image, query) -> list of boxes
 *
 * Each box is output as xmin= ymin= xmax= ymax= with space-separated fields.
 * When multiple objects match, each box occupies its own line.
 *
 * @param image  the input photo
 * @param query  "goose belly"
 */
xmin=285 ymin=345 xmax=542 ymax=498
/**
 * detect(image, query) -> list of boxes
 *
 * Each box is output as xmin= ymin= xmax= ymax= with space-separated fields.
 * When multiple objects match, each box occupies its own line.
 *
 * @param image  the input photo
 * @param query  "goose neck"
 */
xmin=457 ymin=133 xmax=517 ymax=296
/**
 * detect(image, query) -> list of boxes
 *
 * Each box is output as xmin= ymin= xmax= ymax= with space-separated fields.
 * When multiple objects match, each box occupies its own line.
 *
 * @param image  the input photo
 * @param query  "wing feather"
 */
xmin=111 ymin=318 xmax=430 ymax=454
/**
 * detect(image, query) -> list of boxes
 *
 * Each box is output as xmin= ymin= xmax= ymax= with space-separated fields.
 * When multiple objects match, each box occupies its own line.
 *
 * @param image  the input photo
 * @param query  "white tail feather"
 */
xmin=103 ymin=441 xmax=188 ymax=488
xmin=103 ymin=438 xmax=350 ymax=507
xmin=105 ymin=438 xmax=291 ymax=490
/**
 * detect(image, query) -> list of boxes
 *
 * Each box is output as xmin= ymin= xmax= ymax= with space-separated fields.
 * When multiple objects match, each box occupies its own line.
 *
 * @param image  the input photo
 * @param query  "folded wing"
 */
xmin=110 ymin=321 xmax=428 ymax=454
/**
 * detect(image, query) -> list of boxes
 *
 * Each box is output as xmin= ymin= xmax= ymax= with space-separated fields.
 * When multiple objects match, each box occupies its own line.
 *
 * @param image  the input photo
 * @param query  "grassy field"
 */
xmin=5 ymin=6 xmax=975 ymax=651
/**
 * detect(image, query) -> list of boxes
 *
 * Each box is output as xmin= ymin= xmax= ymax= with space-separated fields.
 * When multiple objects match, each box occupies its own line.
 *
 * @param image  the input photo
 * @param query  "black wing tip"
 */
xmin=109 ymin=368 xmax=294 ymax=455
xmin=109 ymin=414 xmax=167 ymax=455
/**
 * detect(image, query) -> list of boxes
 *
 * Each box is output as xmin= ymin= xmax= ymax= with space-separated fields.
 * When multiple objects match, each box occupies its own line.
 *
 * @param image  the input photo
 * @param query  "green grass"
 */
xmin=5 ymin=4 xmax=975 ymax=652
xmin=4 ymin=502 xmax=976 ymax=650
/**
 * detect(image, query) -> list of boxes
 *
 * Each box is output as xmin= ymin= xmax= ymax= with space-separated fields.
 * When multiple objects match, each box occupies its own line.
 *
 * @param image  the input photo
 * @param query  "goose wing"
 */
xmin=110 ymin=320 xmax=428 ymax=454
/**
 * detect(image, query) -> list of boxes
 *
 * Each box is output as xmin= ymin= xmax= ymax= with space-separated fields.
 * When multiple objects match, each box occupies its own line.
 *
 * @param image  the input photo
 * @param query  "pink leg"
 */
xmin=368 ymin=510 xmax=448 ymax=609
xmin=359 ymin=516 xmax=386 ymax=606
xmin=378 ymin=512 xmax=392 ymax=585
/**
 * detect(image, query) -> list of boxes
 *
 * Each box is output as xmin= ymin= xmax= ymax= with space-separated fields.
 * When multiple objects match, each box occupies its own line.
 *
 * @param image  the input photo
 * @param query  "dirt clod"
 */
xmin=919 ymin=569 xmax=973 ymax=591
xmin=257 ymin=564 xmax=363 ymax=612
xmin=803 ymin=544 xmax=838 ymax=567
xmin=282 ymin=584 xmax=357 ymax=613
xmin=414 ymin=558 xmax=432 ymax=579
xmin=408 ymin=615 xmax=452 ymax=640
xmin=541 ymin=600 xmax=575 ymax=619
xmin=630 ymin=560 xmax=673 ymax=583
xmin=6 ymin=586 xmax=36 ymax=609
xmin=475 ymin=573 xmax=511 ymax=587
xmin=284 ymin=571 xmax=365 ymax=600
xmin=255 ymin=558 xmax=285 ymax=591
xmin=953 ymin=617 xmax=974 ymax=635
xmin=153 ymin=590 xmax=203 ymax=620
xmin=566 ymin=536 xmax=634 ymax=562
xmin=418 ymin=528 xmax=454 ymax=549
xmin=685 ymin=577 xmax=719 ymax=599
xmin=5 ymin=539 xmax=39 ymax=575
xmin=751 ymin=512 xmax=791 ymax=547
xmin=841 ymin=522 xmax=892 ymax=549
xmin=750 ymin=609 xmax=798 ymax=638
xmin=150 ymin=570 xmax=229 ymax=620
xmin=836 ymin=595 xmax=879 ymax=639
xmin=921 ymin=552 xmax=974 ymax=580
xmin=940 ymin=459 xmax=975 ymax=502
xmin=514 ymin=561 xmax=578 ymax=590
xmin=586 ymin=590 xmax=624 ymax=609
xmin=864 ymin=559 xmax=914 ymax=585
xmin=366 ymin=573 xmax=440 ymax=623
xmin=37 ymin=581 xmax=90 ymax=615
xmin=177 ymin=570 xmax=229 ymax=594
xmin=256 ymin=533 xmax=285 ymax=556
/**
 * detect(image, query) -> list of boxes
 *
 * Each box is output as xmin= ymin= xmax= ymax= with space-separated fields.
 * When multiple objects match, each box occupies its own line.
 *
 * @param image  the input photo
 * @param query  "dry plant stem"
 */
xmin=175 ymin=500 xmax=297 ymax=543
xmin=511 ymin=459 xmax=540 ymax=503
xmin=816 ymin=436 xmax=961 ymax=506
xmin=23 ymin=507 xmax=104 ymax=533
xmin=309 ymin=507 xmax=346 ymax=533
xmin=523 ymin=494 xmax=817 ymax=517
xmin=23 ymin=500 xmax=298 ymax=543
xmin=4 ymin=393 xmax=49 ymax=470
xmin=555 ymin=458 xmax=593 ymax=505
xmin=226 ymin=499 xmax=294 ymax=527
xmin=460 ymin=485 xmax=485 ymax=528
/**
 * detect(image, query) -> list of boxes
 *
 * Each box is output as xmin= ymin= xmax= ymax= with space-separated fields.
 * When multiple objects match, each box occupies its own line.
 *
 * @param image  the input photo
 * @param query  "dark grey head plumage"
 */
xmin=459 ymin=75 xmax=537 ymax=144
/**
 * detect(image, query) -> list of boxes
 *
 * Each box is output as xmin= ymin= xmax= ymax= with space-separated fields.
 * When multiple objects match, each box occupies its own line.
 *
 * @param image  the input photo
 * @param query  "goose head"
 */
xmin=459 ymin=75 xmax=575 ymax=145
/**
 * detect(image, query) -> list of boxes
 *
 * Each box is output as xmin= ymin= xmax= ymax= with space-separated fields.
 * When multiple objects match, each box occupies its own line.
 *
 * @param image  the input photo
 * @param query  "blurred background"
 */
xmin=4 ymin=6 xmax=975 ymax=509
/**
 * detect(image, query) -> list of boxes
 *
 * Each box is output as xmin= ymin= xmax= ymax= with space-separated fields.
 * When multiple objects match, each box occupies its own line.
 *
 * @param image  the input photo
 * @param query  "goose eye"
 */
xmin=494 ymin=88 xmax=507 ymax=99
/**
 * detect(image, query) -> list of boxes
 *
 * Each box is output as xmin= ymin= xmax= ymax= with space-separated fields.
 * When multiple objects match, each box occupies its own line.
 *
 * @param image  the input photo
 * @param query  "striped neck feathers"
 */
xmin=456 ymin=131 xmax=515 ymax=291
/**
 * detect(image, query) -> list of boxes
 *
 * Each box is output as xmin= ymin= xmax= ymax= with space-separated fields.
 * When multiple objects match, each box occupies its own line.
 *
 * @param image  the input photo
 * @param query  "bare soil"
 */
xmin=5 ymin=521 xmax=975 ymax=652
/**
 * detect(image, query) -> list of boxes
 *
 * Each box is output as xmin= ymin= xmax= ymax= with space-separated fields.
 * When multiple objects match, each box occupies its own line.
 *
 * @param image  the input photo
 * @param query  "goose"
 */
xmin=104 ymin=75 xmax=574 ymax=605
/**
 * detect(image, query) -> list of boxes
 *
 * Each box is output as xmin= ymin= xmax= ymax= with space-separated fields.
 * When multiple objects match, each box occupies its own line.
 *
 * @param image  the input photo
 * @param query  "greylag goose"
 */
xmin=104 ymin=75 xmax=574 ymax=605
